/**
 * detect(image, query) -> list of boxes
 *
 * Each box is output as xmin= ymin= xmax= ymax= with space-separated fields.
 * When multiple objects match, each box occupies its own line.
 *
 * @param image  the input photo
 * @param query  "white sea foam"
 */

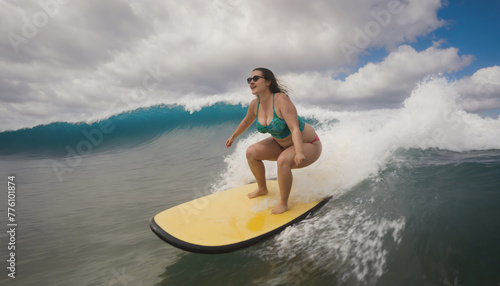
xmin=216 ymin=76 xmax=500 ymax=282
xmin=253 ymin=204 xmax=406 ymax=284
xmin=217 ymin=76 xmax=500 ymax=200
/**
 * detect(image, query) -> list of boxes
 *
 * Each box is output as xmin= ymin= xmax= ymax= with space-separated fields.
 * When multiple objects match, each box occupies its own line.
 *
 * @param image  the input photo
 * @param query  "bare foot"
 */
xmin=248 ymin=187 xmax=268 ymax=199
xmin=271 ymin=203 xmax=288 ymax=214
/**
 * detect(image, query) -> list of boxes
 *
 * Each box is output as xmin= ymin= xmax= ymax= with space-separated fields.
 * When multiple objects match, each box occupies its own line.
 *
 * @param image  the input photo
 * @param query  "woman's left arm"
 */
xmin=278 ymin=94 xmax=305 ymax=166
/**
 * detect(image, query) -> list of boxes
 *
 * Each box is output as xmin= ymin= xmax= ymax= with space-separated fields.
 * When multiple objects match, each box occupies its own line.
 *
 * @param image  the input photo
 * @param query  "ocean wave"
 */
xmin=0 ymin=103 xmax=246 ymax=156
xmin=2 ymin=77 xmax=500 ymax=159
xmin=248 ymin=148 xmax=500 ymax=284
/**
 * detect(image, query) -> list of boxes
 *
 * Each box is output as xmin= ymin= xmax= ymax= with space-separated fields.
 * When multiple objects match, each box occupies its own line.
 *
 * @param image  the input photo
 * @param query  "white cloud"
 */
xmin=455 ymin=66 xmax=500 ymax=112
xmin=284 ymin=45 xmax=473 ymax=109
xmin=1 ymin=0 xmax=446 ymax=85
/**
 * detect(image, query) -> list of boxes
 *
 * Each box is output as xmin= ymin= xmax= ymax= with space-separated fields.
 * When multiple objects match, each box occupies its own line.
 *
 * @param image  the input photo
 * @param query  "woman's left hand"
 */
xmin=294 ymin=152 xmax=305 ymax=167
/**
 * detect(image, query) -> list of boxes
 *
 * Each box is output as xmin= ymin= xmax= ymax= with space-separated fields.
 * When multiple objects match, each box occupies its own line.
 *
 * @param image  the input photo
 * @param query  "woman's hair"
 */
xmin=253 ymin=67 xmax=292 ymax=96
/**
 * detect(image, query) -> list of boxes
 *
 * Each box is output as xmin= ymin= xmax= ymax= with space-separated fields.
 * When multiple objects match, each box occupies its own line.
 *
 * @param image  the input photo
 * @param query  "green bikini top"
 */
xmin=256 ymin=93 xmax=305 ymax=139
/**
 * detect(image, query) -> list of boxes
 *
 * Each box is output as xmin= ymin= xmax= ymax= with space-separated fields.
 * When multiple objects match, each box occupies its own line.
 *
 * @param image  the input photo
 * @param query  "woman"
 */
xmin=225 ymin=68 xmax=322 ymax=214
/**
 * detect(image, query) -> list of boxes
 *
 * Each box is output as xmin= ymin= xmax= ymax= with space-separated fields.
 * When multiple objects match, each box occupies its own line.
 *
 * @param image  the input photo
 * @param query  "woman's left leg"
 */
xmin=272 ymin=141 xmax=322 ymax=214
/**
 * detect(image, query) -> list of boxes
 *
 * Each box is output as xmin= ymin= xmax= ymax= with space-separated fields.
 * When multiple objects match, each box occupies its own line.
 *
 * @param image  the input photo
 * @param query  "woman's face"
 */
xmin=249 ymin=70 xmax=270 ymax=95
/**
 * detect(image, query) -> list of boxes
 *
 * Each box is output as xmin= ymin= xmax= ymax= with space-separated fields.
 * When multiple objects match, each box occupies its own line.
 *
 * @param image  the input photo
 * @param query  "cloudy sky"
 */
xmin=1 ymin=0 xmax=499 ymax=131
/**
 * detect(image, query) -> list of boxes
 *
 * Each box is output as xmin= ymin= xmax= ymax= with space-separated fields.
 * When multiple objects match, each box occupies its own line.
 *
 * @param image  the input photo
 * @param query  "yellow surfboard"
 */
xmin=150 ymin=181 xmax=330 ymax=254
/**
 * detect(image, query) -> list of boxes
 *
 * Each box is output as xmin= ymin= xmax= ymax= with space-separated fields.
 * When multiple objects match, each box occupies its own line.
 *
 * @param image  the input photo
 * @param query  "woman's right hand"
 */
xmin=225 ymin=136 xmax=235 ymax=148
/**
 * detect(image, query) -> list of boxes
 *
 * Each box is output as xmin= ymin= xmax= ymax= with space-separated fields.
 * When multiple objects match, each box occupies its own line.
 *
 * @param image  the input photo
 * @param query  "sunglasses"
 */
xmin=247 ymin=75 xmax=265 ymax=84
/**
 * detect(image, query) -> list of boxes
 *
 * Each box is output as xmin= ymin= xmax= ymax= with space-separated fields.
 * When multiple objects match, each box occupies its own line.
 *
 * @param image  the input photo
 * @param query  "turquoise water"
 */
xmin=1 ymin=97 xmax=500 ymax=285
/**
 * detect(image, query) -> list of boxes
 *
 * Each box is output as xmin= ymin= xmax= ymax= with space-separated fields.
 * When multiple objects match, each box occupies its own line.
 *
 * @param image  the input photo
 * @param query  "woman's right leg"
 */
xmin=246 ymin=137 xmax=283 ymax=198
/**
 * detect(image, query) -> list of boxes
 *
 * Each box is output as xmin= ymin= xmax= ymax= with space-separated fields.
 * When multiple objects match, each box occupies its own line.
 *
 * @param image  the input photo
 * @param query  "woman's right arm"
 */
xmin=226 ymin=99 xmax=258 ymax=148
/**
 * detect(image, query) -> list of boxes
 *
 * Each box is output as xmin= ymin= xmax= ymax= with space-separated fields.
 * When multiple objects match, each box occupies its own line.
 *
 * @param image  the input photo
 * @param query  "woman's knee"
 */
xmin=246 ymin=138 xmax=283 ymax=162
xmin=246 ymin=145 xmax=258 ymax=160
xmin=277 ymin=153 xmax=293 ymax=170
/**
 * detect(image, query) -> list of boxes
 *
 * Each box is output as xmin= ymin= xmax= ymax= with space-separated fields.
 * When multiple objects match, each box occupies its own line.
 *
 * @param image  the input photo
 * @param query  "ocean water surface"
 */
xmin=1 ymin=78 xmax=500 ymax=285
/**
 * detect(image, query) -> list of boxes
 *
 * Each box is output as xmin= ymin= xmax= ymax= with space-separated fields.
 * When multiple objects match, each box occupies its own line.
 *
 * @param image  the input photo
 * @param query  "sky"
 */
xmin=1 ymin=0 xmax=499 ymax=131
